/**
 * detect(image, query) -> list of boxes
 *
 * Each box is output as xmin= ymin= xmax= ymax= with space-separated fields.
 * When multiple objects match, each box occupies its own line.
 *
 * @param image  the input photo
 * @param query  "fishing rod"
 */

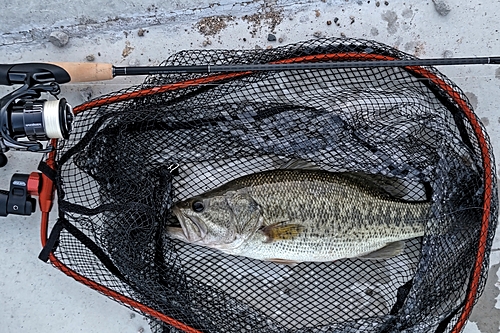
xmin=2 ymin=56 xmax=499 ymax=83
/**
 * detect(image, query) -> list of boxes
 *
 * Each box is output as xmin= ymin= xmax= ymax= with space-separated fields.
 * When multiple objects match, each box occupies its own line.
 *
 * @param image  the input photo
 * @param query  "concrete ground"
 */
xmin=0 ymin=0 xmax=499 ymax=332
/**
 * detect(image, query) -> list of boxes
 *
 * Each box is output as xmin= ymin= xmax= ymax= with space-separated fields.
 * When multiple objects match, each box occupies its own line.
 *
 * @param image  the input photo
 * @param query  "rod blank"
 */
xmin=112 ymin=56 xmax=500 ymax=77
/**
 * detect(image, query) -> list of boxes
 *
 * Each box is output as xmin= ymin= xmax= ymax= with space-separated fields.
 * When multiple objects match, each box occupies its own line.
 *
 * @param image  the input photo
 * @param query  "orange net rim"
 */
xmin=39 ymin=52 xmax=493 ymax=333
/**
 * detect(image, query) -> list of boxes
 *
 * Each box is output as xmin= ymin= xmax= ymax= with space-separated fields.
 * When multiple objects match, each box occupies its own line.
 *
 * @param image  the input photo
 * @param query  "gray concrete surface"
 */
xmin=0 ymin=0 xmax=499 ymax=332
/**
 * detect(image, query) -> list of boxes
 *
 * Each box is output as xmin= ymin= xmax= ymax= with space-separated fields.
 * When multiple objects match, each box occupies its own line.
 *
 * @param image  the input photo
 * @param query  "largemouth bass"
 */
xmin=167 ymin=168 xmax=430 ymax=264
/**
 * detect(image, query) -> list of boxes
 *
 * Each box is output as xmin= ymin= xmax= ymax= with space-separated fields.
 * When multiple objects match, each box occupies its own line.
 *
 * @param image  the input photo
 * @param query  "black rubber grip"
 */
xmin=0 ymin=63 xmax=71 ymax=85
xmin=0 ymin=64 xmax=15 ymax=85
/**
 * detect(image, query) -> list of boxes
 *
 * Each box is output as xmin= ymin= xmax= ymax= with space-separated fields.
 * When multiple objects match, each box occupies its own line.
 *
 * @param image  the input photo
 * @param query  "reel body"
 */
xmin=0 ymin=63 xmax=74 ymax=165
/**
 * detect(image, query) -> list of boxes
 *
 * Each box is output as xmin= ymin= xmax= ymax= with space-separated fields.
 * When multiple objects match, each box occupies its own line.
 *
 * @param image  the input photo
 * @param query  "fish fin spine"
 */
xmin=357 ymin=241 xmax=405 ymax=260
xmin=265 ymin=258 xmax=301 ymax=266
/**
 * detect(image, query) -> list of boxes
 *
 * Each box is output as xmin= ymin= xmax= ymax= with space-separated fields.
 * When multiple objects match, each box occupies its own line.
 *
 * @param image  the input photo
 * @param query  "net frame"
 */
xmin=37 ymin=37 xmax=497 ymax=333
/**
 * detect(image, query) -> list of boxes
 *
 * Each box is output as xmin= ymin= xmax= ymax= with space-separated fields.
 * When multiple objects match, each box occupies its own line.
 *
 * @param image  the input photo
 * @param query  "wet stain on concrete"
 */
xmin=464 ymin=91 xmax=479 ymax=110
xmin=481 ymin=117 xmax=490 ymax=126
xmin=381 ymin=11 xmax=398 ymax=34
xmin=403 ymin=40 xmax=425 ymax=56
xmin=443 ymin=50 xmax=453 ymax=58
xmin=402 ymin=8 xmax=413 ymax=18
xmin=468 ymin=263 xmax=500 ymax=333
xmin=495 ymin=67 xmax=500 ymax=80
xmin=404 ymin=41 xmax=416 ymax=52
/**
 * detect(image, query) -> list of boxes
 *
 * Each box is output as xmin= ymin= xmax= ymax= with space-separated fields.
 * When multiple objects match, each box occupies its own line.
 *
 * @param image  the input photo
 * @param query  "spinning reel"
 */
xmin=0 ymin=63 xmax=74 ymax=216
xmin=0 ymin=63 xmax=74 ymax=166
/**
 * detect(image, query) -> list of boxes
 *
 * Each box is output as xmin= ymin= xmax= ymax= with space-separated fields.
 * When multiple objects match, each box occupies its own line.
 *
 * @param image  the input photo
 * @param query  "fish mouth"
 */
xmin=167 ymin=206 xmax=206 ymax=243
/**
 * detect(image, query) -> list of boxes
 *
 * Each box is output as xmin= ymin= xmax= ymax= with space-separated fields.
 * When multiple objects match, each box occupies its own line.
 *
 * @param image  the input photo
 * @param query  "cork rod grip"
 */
xmin=49 ymin=62 xmax=114 ymax=82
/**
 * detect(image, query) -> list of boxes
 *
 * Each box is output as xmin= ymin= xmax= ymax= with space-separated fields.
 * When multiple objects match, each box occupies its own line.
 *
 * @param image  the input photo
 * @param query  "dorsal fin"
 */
xmin=342 ymin=173 xmax=429 ymax=202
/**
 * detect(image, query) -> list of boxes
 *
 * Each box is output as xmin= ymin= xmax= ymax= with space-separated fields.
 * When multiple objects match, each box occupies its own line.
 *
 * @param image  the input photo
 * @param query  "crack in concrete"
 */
xmin=0 ymin=0 xmax=350 ymax=47
xmin=0 ymin=1 xmax=320 ymax=47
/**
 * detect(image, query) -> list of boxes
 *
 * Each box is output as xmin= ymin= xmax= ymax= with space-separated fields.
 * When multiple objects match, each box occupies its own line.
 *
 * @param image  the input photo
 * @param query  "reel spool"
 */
xmin=7 ymin=98 xmax=73 ymax=141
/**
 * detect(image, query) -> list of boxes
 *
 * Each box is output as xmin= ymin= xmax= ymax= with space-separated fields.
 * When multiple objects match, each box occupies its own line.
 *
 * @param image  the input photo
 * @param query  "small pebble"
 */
xmin=432 ymin=0 xmax=451 ymax=16
xmin=138 ymin=28 xmax=146 ymax=37
xmin=266 ymin=45 xmax=273 ymax=49
xmin=334 ymin=17 xmax=339 ymax=23
xmin=243 ymin=37 xmax=247 ymax=42
xmin=138 ymin=328 xmax=144 ymax=333
xmin=340 ymin=32 xmax=346 ymax=37
xmin=327 ymin=20 xmax=332 ymax=25
xmin=376 ymin=1 xmax=380 ymax=7
xmin=313 ymin=31 xmax=323 ymax=37
xmin=350 ymin=16 xmax=355 ymax=24
xmin=278 ymin=37 xmax=283 ymax=43
xmin=86 ymin=54 xmax=95 ymax=62
xmin=97 ymin=52 xmax=101 ymax=56
xmin=384 ymin=1 xmax=389 ymax=5
xmin=267 ymin=34 xmax=276 ymax=41
xmin=49 ymin=31 xmax=69 ymax=47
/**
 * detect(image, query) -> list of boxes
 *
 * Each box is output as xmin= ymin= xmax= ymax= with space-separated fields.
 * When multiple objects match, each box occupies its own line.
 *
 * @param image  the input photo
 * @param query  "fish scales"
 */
xmin=169 ymin=169 xmax=430 ymax=263
xmin=225 ymin=171 xmax=427 ymax=261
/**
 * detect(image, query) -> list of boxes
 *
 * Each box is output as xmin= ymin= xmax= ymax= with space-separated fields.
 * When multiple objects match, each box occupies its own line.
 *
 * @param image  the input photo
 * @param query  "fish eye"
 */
xmin=192 ymin=201 xmax=205 ymax=213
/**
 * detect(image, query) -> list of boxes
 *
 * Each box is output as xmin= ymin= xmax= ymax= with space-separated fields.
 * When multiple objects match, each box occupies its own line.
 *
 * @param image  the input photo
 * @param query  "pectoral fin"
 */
xmin=260 ymin=222 xmax=305 ymax=243
xmin=358 ymin=241 xmax=405 ymax=260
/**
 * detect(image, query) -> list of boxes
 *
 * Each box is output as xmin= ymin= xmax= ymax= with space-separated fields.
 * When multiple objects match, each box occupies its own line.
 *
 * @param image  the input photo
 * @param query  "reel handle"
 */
xmin=0 ymin=173 xmax=39 ymax=217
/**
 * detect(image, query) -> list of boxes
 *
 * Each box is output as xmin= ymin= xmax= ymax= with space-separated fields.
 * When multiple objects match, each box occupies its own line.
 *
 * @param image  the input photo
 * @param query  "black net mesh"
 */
xmin=51 ymin=38 xmax=498 ymax=333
